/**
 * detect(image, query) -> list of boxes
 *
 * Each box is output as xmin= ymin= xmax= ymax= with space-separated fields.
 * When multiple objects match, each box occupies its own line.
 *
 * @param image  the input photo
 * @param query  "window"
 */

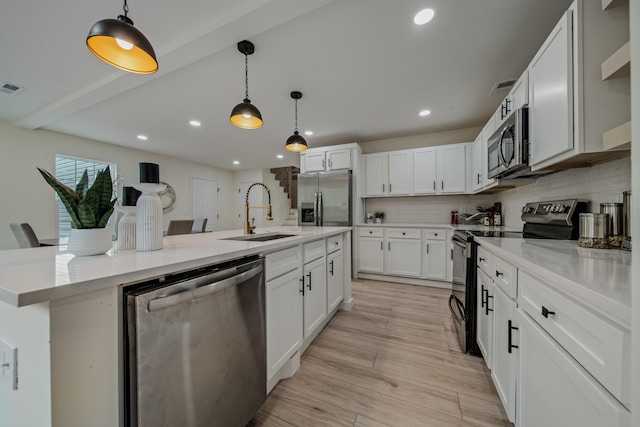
xmin=55 ymin=155 xmax=116 ymax=239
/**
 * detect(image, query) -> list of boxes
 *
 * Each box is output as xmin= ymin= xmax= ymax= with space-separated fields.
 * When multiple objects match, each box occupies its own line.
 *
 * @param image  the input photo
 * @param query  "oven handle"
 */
xmin=451 ymin=237 xmax=471 ymax=258
xmin=448 ymin=294 xmax=466 ymax=323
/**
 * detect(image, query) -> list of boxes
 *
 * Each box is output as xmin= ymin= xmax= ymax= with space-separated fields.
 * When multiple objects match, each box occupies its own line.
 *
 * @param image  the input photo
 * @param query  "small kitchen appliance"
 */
xmin=578 ymin=213 xmax=610 ymax=249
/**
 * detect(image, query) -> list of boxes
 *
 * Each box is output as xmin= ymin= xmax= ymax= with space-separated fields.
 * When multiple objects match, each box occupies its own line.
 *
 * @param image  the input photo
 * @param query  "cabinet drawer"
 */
xmin=386 ymin=228 xmax=421 ymax=239
xmin=358 ymin=227 xmax=383 ymax=238
xmin=518 ymin=271 xmax=630 ymax=406
xmin=326 ymin=235 xmax=343 ymax=254
xmin=493 ymin=254 xmax=517 ymax=299
xmin=265 ymin=246 xmax=301 ymax=281
xmin=477 ymin=245 xmax=493 ymax=277
xmin=423 ymin=229 xmax=446 ymax=240
xmin=303 ymin=239 xmax=326 ymax=263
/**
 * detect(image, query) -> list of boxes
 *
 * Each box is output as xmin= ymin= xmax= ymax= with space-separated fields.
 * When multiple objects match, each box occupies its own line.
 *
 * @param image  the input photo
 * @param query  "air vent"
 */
xmin=0 ymin=81 xmax=26 ymax=95
xmin=489 ymin=79 xmax=516 ymax=96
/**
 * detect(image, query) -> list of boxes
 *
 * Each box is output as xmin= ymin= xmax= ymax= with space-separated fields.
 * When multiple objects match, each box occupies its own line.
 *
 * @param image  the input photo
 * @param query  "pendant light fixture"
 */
xmin=285 ymin=91 xmax=308 ymax=152
xmin=86 ymin=0 xmax=158 ymax=74
xmin=230 ymin=40 xmax=263 ymax=129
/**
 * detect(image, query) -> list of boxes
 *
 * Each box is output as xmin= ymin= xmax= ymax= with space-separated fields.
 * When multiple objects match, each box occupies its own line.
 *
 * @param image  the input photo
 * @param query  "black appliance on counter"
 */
xmin=449 ymin=199 xmax=588 ymax=356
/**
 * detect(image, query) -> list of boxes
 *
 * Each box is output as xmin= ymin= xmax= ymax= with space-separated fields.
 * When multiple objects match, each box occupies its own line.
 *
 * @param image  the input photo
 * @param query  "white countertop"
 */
xmin=0 ymin=226 xmax=350 ymax=308
xmin=476 ymin=236 xmax=631 ymax=330
xmin=355 ymin=223 xmax=519 ymax=232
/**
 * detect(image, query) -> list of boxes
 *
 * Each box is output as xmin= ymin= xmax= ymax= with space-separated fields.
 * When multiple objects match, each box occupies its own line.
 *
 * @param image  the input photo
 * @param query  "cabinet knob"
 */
xmin=434 ymin=233 xmax=438 ymax=236
xmin=369 ymin=231 xmax=372 ymax=234
xmin=495 ymin=270 xmax=503 ymax=278
xmin=402 ymin=232 xmax=406 ymax=235
xmin=541 ymin=306 xmax=556 ymax=318
xmin=479 ymin=257 xmax=485 ymax=262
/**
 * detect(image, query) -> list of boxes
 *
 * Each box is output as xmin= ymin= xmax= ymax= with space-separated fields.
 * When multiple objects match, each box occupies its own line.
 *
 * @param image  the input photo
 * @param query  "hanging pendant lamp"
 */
xmin=285 ymin=91 xmax=308 ymax=152
xmin=86 ymin=0 xmax=158 ymax=74
xmin=230 ymin=40 xmax=263 ymax=129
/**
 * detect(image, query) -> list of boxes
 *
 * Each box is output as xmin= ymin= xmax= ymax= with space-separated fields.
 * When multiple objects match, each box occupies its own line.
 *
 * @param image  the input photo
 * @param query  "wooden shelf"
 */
xmin=602 ymin=0 xmax=628 ymax=11
xmin=602 ymin=41 xmax=630 ymax=80
xmin=603 ymin=121 xmax=631 ymax=151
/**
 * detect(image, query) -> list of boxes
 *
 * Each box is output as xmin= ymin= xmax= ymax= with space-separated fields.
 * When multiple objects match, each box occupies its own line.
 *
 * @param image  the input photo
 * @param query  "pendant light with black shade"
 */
xmin=230 ymin=40 xmax=263 ymax=129
xmin=285 ymin=91 xmax=308 ymax=152
xmin=86 ymin=0 xmax=158 ymax=74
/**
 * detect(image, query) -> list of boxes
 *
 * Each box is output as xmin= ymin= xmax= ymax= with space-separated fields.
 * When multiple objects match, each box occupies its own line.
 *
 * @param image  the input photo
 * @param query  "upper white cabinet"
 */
xmin=493 ymin=70 xmax=529 ymax=132
xmin=470 ymin=135 xmax=484 ymax=193
xmin=528 ymin=0 xmax=630 ymax=170
xmin=364 ymin=151 xmax=413 ymax=196
xmin=300 ymin=143 xmax=360 ymax=172
xmin=414 ymin=143 xmax=467 ymax=195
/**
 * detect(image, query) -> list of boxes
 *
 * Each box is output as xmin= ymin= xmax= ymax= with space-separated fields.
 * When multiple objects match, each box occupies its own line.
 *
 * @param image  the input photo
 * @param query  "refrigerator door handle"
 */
xmin=318 ymin=192 xmax=323 ymax=226
xmin=313 ymin=192 xmax=319 ymax=226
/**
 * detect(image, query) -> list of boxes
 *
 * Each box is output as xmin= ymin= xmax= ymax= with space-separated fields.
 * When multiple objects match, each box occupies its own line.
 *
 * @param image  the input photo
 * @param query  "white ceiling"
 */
xmin=0 ymin=0 xmax=573 ymax=170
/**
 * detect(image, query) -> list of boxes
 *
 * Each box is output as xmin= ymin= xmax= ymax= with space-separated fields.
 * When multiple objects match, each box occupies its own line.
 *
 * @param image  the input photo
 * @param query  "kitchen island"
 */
xmin=0 ymin=226 xmax=351 ymax=427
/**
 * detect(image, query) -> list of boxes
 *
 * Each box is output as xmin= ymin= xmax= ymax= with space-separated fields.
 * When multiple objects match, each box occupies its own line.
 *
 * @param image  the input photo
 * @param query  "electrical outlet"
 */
xmin=0 ymin=339 xmax=17 ymax=390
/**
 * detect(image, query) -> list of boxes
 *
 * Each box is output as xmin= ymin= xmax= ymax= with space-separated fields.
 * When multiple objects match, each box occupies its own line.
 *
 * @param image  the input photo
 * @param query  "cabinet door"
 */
xmin=326 ymin=250 xmax=343 ymax=312
xmin=476 ymin=270 xmax=494 ymax=369
xmin=326 ymin=149 xmax=351 ymax=171
xmin=470 ymin=136 xmax=484 ymax=192
xmin=303 ymin=151 xmax=326 ymax=172
xmin=266 ymin=269 xmax=303 ymax=380
xmin=529 ymin=9 xmax=573 ymax=167
xmin=437 ymin=144 xmax=467 ymax=193
xmin=364 ymin=153 xmax=387 ymax=196
xmin=385 ymin=238 xmax=421 ymax=277
xmin=510 ymin=69 xmax=528 ymax=111
xmin=492 ymin=285 xmax=517 ymax=423
xmin=387 ymin=151 xmax=412 ymax=195
xmin=413 ymin=148 xmax=437 ymax=194
xmin=303 ymin=257 xmax=327 ymax=339
xmin=518 ymin=312 xmax=630 ymax=427
xmin=423 ymin=240 xmax=446 ymax=281
xmin=358 ymin=237 xmax=384 ymax=273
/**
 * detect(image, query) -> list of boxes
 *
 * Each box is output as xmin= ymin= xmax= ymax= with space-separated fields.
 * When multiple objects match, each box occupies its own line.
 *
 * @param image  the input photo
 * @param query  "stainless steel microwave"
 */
xmin=487 ymin=107 xmax=530 ymax=179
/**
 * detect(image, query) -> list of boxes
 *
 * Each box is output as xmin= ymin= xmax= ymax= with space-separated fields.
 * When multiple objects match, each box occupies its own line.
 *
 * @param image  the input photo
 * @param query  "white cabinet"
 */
xmin=518 ymin=311 xmax=630 ymax=427
xmin=300 ymin=146 xmax=353 ymax=172
xmin=422 ymin=229 xmax=446 ymax=281
xmin=357 ymin=227 xmax=384 ymax=273
xmin=470 ymin=135 xmax=484 ymax=193
xmin=326 ymin=235 xmax=344 ymax=313
xmin=302 ymin=244 xmax=327 ymax=339
xmin=476 ymin=269 xmax=494 ymax=369
xmin=385 ymin=228 xmax=421 ymax=278
xmin=528 ymin=8 xmax=573 ymax=167
xmin=265 ymin=247 xmax=303 ymax=380
xmin=364 ymin=151 xmax=413 ymax=196
xmin=494 ymin=70 xmax=529 ymax=131
xmin=492 ymin=283 xmax=518 ymax=423
xmin=414 ymin=144 xmax=467 ymax=195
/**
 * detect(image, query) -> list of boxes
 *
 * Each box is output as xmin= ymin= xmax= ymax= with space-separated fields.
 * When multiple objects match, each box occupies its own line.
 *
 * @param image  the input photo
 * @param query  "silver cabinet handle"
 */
xmin=328 ymin=159 xmax=332 ymax=168
xmin=322 ymin=159 xmax=326 ymax=168
xmin=388 ymin=242 xmax=391 ymax=251
xmin=382 ymin=184 xmax=385 ymax=193
xmin=441 ymin=181 xmax=444 ymax=190
xmin=433 ymin=181 xmax=436 ymax=191
xmin=426 ymin=244 xmax=429 ymax=254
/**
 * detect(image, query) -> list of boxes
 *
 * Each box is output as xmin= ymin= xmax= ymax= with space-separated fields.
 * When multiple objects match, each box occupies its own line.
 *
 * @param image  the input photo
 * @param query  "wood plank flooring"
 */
xmin=249 ymin=279 xmax=513 ymax=427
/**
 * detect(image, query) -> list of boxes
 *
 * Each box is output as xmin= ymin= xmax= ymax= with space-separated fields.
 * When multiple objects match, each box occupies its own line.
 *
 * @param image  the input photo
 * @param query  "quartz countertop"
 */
xmin=476 ymin=236 xmax=631 ymax=330
xmin=0 ymin=226 xmax=350 ymax=308
xmin=355 ymin=223 xmax=520 ymax=232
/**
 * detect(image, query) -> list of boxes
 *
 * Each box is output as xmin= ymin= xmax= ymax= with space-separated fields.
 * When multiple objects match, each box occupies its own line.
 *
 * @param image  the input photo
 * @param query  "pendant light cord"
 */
xmin=122 ymin=0 xmax=129 ymax=17
xmin=294 ymin=99 xmax=299 ymax=133
xmin=244 ymin=53 xmax=249 ymax=99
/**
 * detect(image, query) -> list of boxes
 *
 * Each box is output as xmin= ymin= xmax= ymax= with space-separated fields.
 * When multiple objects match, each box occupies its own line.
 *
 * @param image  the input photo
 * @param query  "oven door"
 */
xmin=450 ymin=235 xmax=469 ymax=352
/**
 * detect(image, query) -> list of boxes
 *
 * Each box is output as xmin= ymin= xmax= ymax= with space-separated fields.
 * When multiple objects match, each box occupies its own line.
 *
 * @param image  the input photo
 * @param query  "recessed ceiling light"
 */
xmin=419 ymin=110 xmax=431 ymax=117
xmin=276 ymin=154 xmax=284 ymax=159
xmin=137 ymin=135 xmax=148 ymax=141
xmin=304 ymin=130 xmax=313 ymax=136
xmin=233 ymin=160 xmax=240 ymax=165
xmin=189 ymin=120 xmax=201 ymax=127
xmin=414 ymin=8 xmax=435 ymax=25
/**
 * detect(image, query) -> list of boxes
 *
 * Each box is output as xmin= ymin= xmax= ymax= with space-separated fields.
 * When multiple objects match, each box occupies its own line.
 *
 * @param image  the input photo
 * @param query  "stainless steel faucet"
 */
xmin=244 ymin=182 xmax=273 ymax=235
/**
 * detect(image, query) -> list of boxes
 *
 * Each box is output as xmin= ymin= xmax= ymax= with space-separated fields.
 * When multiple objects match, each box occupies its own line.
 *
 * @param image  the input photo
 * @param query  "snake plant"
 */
xmin=38 ymin=167 xmax=117 ymax=229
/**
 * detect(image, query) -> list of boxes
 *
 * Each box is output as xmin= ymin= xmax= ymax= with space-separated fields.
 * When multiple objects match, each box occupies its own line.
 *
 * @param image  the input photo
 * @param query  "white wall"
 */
xmin=0 ymin=120 xmax=236 ymax=250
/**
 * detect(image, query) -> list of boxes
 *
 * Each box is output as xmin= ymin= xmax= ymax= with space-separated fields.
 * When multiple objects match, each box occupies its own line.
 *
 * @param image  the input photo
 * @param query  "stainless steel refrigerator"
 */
xmin=298 ymin=170 xmax=352 ymax=226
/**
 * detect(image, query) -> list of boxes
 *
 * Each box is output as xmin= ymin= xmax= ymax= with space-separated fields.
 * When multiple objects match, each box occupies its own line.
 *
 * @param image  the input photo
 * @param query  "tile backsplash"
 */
xmin=364 ymin=157 xmax=631 ymax=228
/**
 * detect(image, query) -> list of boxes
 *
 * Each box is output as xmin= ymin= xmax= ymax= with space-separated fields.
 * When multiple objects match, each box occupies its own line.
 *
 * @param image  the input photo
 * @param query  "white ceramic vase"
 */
xmin=135 ymin=183 xmax=166 ymax=252
xmin=117 ymin=206 xmax=137 ymax=250
xmin=67 ymin=228 xmax=113 ymax=256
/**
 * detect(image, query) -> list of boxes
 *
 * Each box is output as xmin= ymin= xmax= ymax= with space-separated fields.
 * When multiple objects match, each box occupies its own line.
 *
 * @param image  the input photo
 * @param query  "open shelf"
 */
xmin=602 ymin=41 xmax=630 ymax=80
xmin=603 ymin=121 xmax=631 ymax=151
xmin=602 ymin=0 xmax=628 ymax=11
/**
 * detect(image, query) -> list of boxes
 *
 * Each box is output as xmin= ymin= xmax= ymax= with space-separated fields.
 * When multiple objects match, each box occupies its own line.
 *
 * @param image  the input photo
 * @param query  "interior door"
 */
xmin=191 ymin=177 xmax=218 ymax=231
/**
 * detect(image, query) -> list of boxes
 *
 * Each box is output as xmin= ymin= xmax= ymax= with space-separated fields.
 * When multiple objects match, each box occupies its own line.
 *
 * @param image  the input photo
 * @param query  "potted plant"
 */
xmin=374 ymin=210 xmax=385 ymax=223
xmin=38 ymin=167 xmax=116 ymax=256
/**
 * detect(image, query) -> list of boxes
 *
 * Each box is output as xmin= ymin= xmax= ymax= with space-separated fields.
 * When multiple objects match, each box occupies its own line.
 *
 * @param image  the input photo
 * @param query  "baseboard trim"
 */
xmin=356 ymin=273 xmax=452 ymax=290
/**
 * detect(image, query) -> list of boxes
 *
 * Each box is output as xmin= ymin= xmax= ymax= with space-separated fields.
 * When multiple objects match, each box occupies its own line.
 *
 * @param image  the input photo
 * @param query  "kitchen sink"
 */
xmin=221 ymin=233 xmax=297 ymax=242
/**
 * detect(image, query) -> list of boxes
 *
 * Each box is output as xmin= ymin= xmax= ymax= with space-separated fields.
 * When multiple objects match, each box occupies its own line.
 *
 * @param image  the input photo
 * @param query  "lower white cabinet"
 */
xmin=302 ymin=256 xmax=327 ymax=339
xmin=518 ymin=311 xmax=630 ymax=427
xmin=266 ymin=268 xmax=303 ymax=380
xmin=476 ymin=269 xmax=494 ymax=368
xmin=385 ymin=236 xmax=421 ymax=278
xmin=358 ymin=236 xmax=384 ymax=274
xmin=491 ymin=284 xmax=518 ymax=423
xmin=327 ymin=249 xmax=343 ymax=312
xmin=422 ymin=230 xmax=446 ymax=281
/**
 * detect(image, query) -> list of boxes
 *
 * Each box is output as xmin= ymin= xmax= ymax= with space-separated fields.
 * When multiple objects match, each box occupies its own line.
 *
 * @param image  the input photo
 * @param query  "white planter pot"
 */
xmin=67 ymin=228 xmax=113 ymax=256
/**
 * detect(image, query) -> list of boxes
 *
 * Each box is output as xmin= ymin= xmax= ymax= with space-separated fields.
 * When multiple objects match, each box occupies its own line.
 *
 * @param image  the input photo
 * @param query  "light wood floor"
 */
xmin=249 ymin=279 xmax=513 ymax=427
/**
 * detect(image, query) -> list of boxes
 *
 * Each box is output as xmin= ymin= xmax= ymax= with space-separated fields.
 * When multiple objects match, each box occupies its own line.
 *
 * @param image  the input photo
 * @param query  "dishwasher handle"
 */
xmin=147 ymin=262 xmax=263 ymax=312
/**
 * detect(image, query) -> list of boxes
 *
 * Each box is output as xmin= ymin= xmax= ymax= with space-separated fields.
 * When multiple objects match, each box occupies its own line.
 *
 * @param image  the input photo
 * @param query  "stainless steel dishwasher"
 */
xmin=123 ymin=255 xmax=265 ymax=427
